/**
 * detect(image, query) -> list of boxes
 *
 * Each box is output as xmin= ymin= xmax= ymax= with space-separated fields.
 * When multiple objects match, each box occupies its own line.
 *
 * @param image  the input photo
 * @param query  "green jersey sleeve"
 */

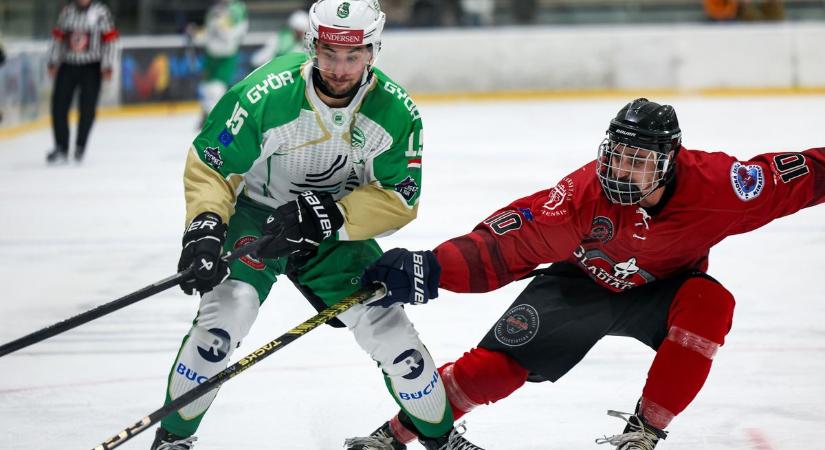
xmin=360 ymin=70 xmax=424 ymax=208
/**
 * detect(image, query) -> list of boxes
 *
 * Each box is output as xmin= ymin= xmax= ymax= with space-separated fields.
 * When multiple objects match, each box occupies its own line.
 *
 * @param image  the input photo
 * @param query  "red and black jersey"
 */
xmin=435 ymin=147 xmax=825 ymax=293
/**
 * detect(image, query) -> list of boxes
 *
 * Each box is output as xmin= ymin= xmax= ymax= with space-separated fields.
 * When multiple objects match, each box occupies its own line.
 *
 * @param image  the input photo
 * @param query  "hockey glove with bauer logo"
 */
xmin=178 ymin=212 xmax=230 ymax=295
xmin=362 ymin=248 xmax=441 ymax=308
xmin=258 ymin=190 xmax=344 ymax=259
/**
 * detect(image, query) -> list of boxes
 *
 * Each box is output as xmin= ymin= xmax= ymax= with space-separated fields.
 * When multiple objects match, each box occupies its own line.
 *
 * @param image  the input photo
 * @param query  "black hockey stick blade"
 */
xmin=92 ymin=284 xmax=384 ymax=450
xmin=0 ymin=235 xmax=273 ymax=358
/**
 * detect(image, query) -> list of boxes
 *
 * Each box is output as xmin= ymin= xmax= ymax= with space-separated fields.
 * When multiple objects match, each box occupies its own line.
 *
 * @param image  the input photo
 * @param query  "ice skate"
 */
xmin=418 ymin=422 xmax=485 ymax=450
xmin=150 ymin=427 xmax=197 ymax=450
xmin=344 ymin=421 xmax=407 ymax=450
xmin=595 ymin=410 xmax=667 ymax=450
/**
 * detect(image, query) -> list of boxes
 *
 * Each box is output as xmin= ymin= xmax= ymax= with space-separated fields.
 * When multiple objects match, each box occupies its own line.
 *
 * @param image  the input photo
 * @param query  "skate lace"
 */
xmin=443 ymin=422 xmax=484 ymax=450
xmin=343 ymin=427 xmax=397 ymax=450
xmin=155 ymin=436 xmax=197 ymax=450
xmin=594 ymin=410 xmax=658 ymax=450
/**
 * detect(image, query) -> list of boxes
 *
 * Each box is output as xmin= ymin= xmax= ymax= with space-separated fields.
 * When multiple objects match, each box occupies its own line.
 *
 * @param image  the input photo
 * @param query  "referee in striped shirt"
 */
xmin=46 ymin=0 xmax=118 ymax=164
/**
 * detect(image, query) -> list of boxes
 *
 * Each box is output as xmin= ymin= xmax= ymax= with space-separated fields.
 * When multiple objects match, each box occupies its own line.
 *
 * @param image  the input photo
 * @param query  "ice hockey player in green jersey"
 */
xmin=189 ymin=0 xmax=249 ymax=123
xmin=251 ymin=9 xmax=310 ymax=67
xmin=151 ymin=1 xmax=481 ymax=449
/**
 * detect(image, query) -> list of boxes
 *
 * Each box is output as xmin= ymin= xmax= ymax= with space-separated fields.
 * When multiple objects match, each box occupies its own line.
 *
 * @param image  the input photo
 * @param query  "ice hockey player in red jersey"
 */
xmin=343 ymin=98 xmax=825 ymax=450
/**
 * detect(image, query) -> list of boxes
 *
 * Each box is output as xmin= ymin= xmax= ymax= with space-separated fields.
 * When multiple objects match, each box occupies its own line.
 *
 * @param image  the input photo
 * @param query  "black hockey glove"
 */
xmin=362 ymin=248 xmax=441 ymax=308
xmin=258 ymin=190 xmax=344 ymax=259
xmin=178 ymin=212 xmax=230 ymax=295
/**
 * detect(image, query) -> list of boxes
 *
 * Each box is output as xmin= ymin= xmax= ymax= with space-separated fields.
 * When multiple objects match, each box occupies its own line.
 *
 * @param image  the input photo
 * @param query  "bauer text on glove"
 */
xmin=258 ymin=190 xmax=344 ymax=258
xmin=178 ymin=212 xmax=230 ymax=295
xmin=362 ymin=248 xmax=440 ymax=307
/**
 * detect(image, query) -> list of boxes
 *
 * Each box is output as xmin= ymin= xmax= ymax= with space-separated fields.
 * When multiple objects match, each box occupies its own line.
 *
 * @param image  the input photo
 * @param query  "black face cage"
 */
xmin=596 ymin=138 xmax=673 ymax=205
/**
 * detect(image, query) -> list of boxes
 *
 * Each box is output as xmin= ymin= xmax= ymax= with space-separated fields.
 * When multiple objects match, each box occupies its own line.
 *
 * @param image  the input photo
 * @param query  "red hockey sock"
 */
xmin=444 ymin=347 xmax=529 ymax=419
xmin=641 ymin=276 xmax=735 ymax=430
xmin=390 ymin=347 xmax=529 ymax=443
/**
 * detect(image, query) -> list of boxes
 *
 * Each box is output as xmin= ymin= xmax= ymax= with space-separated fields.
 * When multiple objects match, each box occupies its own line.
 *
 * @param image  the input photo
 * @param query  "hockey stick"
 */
xmin=92 ymin=284 xmax=384 ymax=450
xmin=0 ymin=235 xmax=273 ymax=358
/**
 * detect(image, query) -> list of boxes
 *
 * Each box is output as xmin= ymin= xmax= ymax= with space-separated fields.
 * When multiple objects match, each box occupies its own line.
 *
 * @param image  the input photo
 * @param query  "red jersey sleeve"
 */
xmin=434 ymin=165 xmax=594 ymax=293
xmin=721 ymin=147 xmax=825 ymax=234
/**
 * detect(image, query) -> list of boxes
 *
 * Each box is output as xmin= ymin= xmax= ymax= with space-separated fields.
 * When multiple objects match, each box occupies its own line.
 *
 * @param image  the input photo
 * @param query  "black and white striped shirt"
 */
xmin=48 ymin=1 xmax=118 ymax=68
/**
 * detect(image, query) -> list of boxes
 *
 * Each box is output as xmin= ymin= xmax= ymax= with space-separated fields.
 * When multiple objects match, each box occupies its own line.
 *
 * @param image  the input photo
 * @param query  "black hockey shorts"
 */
xmin=478 ymin=262 xmax=718 ymax=382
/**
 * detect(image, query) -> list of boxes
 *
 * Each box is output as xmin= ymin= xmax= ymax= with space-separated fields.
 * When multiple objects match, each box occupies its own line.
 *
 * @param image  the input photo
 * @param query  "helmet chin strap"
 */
xmin=311 ymin=66 xmax=373 ymax=101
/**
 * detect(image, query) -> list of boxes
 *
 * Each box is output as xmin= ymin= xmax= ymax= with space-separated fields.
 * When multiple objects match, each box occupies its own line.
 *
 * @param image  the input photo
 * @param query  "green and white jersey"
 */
xmin=185 ymin=53 xmax=424 ymax=241
xmin=203 ymin=0 xmax=248 ymax=57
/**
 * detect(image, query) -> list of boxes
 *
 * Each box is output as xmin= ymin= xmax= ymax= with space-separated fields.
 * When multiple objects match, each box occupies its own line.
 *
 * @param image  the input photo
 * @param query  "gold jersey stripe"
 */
xmin=183 ymin=147 xmax=244 ymax=224
xmin=338 ymin=183 xmax=418 ymax=241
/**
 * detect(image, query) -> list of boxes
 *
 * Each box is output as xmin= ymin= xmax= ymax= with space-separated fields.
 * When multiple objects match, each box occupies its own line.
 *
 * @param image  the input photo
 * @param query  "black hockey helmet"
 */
xmin=608 ymin=98 xmax=681 ymax=155
xmin=597 ymin=98 xmax=682 ymax=205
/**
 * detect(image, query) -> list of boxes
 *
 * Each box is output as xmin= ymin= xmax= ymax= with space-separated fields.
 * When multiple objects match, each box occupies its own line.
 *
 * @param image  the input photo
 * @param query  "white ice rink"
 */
xmin=1 ymin=96 xmax=824 ymax=450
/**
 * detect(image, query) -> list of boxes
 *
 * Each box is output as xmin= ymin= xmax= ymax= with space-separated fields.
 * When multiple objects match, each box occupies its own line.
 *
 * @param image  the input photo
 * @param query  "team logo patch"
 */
xmin=204 ymin=146 xmax=224 ymax=169
xmin=235 ymin=236 xmax=265 ymax=270
xmin=197 ymin=328 xmax=231 ymax=362
xmin=351 ymin=126 xmax=365 ymax=149
xmin=394 ymin=176 xmax=419 ymax=202
xmin=540 ymin=177 xmax=574 ymax=218
xmin=218 ymin=129 xmax=234 ymax=146
xmin=332 ymin=111 xmax=346 ymax=126
xmin=337 ymin=2 xmax=350 ymax=18
xmin=394 ymin=349 xmax=425 ymax=380
xmin=573 ymin=247 xmax=656 ymax=292
xmin=613 ymin=257 xmax=640 ymax=279
xmin=730 ymin=162 xmax=764 ymax=201
xmin=494 ymin=304 xmax=539 ymax=347
xmin=587 ymin=216 xmax=614 ymax=243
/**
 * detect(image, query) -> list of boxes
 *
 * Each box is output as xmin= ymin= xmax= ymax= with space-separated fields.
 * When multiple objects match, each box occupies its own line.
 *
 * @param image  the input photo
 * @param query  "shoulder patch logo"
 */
xmin=540 ymin=177 xmax=574 ymax=218
xmin=730 ymin=162 xmax=764 ymax=201
xmin=394 ymin=176 xmax=419 ymax=202
xmin=204 ymin=146 xmax=224 ymax=169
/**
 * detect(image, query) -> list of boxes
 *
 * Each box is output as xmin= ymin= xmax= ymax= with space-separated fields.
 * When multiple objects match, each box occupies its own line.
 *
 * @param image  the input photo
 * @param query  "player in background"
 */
xmin=188 ymin=0 xmax=249 ymax=127
xmin=151 ymin=1 xmax=481 ymax=449
xmin=345 ymin=98 xmax=825 ymax=449
xmin=45 ymin=0 xmax=118 ymax=164
xmin=0 ymin=37 xmax=5 ymax=124
xmin=251 ymin=9 xmax=310 ymax=67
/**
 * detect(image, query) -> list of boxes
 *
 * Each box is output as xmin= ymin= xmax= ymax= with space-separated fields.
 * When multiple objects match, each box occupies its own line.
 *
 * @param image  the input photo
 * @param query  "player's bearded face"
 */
xmin=315 ymin=43 xmax=373 ymax=96
xmin=598 ymin=140 xmax=667 ymax=205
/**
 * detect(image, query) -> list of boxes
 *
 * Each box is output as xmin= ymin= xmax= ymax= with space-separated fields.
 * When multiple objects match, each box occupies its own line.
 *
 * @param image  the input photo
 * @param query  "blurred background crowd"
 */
xmin=0 ymin=0 xmax=819 ymax=38
xmin=1 ymin=0 xmax=823 ymax=137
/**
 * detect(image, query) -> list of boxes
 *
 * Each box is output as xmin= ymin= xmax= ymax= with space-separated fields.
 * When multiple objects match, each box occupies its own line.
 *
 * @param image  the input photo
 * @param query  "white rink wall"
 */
xmin=2 ymin=23 xmax=825 ymax=130
xmin=378 ymin=23 xmax=825 ymax=92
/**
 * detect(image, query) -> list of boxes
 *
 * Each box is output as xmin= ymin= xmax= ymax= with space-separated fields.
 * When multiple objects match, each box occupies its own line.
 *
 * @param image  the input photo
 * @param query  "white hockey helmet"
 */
xmin=288 ymin=10 xmax=310 ymax=33
xmin=305 ymin=0 xmax=386 ymax=66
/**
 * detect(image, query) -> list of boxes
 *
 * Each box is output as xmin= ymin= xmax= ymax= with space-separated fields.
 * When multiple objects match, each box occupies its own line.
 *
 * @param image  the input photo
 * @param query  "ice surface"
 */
xmin=1 ymin=96 xmax=823 ymax=449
